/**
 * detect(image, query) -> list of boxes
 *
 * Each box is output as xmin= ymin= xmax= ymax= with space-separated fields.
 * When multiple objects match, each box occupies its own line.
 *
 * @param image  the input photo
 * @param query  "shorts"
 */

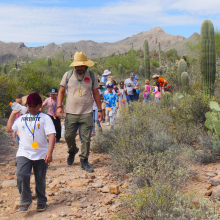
xmin=101 ymin=102 xmax=106 ymax=109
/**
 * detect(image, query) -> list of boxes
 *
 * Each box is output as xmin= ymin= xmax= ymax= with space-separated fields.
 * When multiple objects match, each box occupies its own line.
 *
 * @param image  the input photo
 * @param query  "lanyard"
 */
xmin=51 ymin=98 xmax=57 ymax=116
xmin=75 ymin=72 xmax=86 ymax=91
xmin=25 ymin=112 xmax=40 ymax=141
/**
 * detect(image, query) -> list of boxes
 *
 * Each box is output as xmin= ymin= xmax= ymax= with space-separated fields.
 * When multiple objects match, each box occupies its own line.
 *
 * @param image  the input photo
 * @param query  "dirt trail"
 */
xmin=0 ymin=123 xmax=129 ymax=220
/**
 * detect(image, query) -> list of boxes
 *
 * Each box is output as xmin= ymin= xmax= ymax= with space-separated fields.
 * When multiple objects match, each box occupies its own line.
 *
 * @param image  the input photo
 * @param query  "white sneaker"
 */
xmin=106 ymin=122 xmax=110 ymax=126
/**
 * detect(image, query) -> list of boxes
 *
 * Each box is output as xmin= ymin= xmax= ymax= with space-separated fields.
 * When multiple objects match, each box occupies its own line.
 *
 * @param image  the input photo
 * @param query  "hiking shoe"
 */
xmin=91 ymin=131 xmax=95 ymax=137
xmin=80 ymin=159 xmax=94 ymax=173
xmin=56 ymin=138 xmax=60 ymax=143
xmin=37 ymin=204 xmax=46 ymax=212
xmin=106 ymin=122 xmax=110 ymax=126
xmin=20 ymin=203 xmax=32 ymax=212
xmin=67 ymin=147 xmax=79 ymax=165
xmin=102 ymin=118 xmax=105 ymax=123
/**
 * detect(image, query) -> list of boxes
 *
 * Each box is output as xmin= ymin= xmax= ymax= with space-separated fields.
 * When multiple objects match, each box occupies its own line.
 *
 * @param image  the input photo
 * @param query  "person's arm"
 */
xmin=44 ymin=133 xmax=55 ymax=163
xmin=56 ymin=86 xmax=65 ymax=119
xmin=7 ymin=110 xmax=21 ymax=133
xmin=93 ymin=88 xmax=103 ymax=122
xmin=153 ymin=87 xmax=158 ymax=94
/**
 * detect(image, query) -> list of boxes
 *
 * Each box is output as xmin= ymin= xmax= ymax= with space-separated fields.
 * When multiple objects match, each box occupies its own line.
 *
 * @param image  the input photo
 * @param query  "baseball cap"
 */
xmin=26 ymin=93 xmax=42 ymax=105
xmin=107 ymin=83 xmax=114 ymax=88
xmin=130 ymin=72 xmax=135 ymax=77
xmin=50 ymin=87 xmax=58 ymax=94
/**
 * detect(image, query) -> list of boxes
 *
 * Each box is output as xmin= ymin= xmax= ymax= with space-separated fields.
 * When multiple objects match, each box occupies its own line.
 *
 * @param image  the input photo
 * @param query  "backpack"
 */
xmin=65 ymin=69 xmax=95 ymax=94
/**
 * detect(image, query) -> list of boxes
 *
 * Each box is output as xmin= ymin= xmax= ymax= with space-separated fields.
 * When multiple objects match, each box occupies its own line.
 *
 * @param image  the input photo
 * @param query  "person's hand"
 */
xmin=12 ymin=110 xmax=21 ymax=115
xmin=44 ymin=152 xmax=52 ymax=163
xmin=98 ymin=112 xmax=103 ymax=122
xmin=56 ymin=108 xmax=63 ymax=119
xmin=12 ymin=133 xmax=15 ymax=138
xmin=104 ymin=101 xmax=109 ymax=104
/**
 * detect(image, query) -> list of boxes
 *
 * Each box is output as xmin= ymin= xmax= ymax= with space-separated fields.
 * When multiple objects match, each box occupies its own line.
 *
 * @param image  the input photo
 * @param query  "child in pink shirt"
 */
xmin=143 ymin=79 xmax=152 ymax=103
xmin=153 ymin=81 xmax=161 ymax=102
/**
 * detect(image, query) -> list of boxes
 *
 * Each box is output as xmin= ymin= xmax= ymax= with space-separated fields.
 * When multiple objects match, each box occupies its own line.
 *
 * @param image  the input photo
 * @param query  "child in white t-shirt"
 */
xmin=7 ymin=93 xmax=56 ymax=213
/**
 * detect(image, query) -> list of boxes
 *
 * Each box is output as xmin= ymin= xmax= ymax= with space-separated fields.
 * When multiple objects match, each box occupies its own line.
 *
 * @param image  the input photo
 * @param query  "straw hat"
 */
xmin=152 ymin=74 xmax=160 ymax=79
xmin=102 ymin=70 xmax=111 ymax=76
xmin=69 ymin=52 xmax=94 ymax=67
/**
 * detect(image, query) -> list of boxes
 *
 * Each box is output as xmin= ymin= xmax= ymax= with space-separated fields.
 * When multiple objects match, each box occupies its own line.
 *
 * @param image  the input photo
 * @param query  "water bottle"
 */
xmin=9 ymin=102 xmax=28 ymax=114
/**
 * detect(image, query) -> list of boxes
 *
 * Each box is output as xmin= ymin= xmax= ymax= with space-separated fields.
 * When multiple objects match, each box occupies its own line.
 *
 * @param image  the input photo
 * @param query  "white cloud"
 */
xmin=0 ymin=0 xmax=219 ymax=44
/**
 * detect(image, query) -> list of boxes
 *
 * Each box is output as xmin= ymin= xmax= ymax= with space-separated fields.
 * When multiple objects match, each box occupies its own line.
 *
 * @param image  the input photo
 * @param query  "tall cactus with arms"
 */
xmin=144 ymin=39 xmax=150 ymax=79
xmin=201 ymin=19 xmax=216 ymax=96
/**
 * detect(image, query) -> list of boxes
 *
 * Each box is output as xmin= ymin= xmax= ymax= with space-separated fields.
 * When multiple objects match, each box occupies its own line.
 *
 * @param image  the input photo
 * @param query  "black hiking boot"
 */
xmin=80 ymin=158 xmax=94 ymax=173
xmin=67 ymin=147 xmax=79 ymax=165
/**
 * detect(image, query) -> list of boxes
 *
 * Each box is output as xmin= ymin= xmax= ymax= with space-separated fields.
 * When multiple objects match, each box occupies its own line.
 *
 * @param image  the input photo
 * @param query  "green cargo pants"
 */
xmin=65 ymin=112 xmax=93 ymax=160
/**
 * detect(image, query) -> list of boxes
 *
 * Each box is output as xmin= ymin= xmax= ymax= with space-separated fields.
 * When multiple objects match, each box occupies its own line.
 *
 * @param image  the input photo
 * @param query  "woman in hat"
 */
xmin=101 ymin=70 xmax=111 ymax=86
xmin=152 ymin=75 xmax=171 ymax=91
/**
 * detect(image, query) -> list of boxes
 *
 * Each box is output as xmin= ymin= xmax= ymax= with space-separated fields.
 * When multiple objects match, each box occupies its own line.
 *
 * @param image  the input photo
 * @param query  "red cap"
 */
xmin=26 ymin=93 xmax=42 ymax=105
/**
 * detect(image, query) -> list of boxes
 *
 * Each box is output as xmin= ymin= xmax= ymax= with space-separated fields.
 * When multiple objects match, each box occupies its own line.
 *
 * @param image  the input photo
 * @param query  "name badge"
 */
xmin=32 ymin=142 xmax=39 ymax=149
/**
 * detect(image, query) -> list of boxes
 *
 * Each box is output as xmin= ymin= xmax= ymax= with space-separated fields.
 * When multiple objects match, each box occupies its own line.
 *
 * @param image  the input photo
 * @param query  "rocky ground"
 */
xmin=0 ymin=122 xmax=130 ymax=220
xmin=2 ymin=120 xmax=220 ymax=220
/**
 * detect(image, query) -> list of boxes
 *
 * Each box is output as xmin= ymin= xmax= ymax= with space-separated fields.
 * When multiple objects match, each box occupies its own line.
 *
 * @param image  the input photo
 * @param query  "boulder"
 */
xmin=211 ymin=185 xmax=220 ymax=200
xmin=109 ymin=184 xmax=120 ymax=194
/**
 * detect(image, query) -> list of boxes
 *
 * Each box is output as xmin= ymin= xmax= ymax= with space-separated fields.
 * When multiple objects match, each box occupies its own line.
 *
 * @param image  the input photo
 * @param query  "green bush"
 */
xmin=150 ymin=60 xmax=159 ymax=67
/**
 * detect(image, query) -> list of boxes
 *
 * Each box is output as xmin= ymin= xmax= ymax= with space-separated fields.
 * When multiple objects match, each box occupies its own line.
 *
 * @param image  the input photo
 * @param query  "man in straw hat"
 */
xmin=56 ymin=52 xmax=102 ymax=173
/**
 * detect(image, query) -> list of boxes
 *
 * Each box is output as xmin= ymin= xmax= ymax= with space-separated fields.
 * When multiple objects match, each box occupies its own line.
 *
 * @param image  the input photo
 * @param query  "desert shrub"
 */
xmin=150 ymin=60 xmax=159 ymax=67
xmin=120 ymin=189 xmax=220 ymax=220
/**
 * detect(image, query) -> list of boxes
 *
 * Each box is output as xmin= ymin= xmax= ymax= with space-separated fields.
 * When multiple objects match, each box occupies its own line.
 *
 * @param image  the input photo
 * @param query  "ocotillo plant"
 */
xmin=158 ymin=42 xmax=162 ymax=66
xmin=144 ymin=39 xmax=150 ymax=79
xmin=119 ymin=64 xmax=122 ymax=75
xmin=181 ymin=72 xmax=189 ymax=93
xmin=47 ymin=57 xmax=52 ymax=66
xmin=139 ymin=65 xmax=144 ymax=78
xmin=178 ymin=59 xmax=187 ymax=90
xmin=201 ymin=19 xmax=216 ymax=96
xmin=3 ymin=64 xmax=7 ymax=74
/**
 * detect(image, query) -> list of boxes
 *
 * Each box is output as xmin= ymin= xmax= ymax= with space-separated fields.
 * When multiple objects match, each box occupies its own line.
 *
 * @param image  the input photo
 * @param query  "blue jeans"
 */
xmin=143 ymin=93 xmax=151 ymax=103
xmin=93 ymin=109 xmax=102 ymax=132
xmin=155 ymin=97 xmax=161 ymax=102
xmin=126 ymin=95 xmax=136 ymax=104
xmin=134 ymin=94 xmax=139 ymax=101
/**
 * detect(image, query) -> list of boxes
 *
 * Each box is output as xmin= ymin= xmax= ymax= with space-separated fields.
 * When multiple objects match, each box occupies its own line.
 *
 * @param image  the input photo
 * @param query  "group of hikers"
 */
xmin=6 ymin=51 xmax=171 ymax=213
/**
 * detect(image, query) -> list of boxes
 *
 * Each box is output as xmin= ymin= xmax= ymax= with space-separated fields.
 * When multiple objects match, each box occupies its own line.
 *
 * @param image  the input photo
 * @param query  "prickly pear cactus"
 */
xmin=205 ymin=101 xmax=220 ymax=135
xmin=144 ymin=39 xmax=150 ymax=79
xmin=201 ymin=19 xmax=216 ymax=97
xmin=181 ymin=72 xmax=189 ymax=93
xmin=178 ymin=59 xmax=187 ymax=90
xmin=119 ymin=64 xmax=122 ymax=75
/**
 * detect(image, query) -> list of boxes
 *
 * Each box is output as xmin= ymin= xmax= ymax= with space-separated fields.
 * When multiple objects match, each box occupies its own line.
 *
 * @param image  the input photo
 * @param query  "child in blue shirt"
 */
xmin=104 ymin=83 xmax=119 ymax=127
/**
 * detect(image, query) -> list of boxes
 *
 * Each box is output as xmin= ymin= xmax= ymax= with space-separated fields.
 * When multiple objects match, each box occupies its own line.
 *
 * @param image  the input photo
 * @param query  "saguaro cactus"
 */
xmin=139 ymin=65 xmax=144 ymax=77
xmin=201 ymin=19 xmax=216 ymax=96
xmin=178 ymin=59 xmax=187 ymax=90
xmin=47 ymin=57 xmax=52 ymax=66
xmin=158 ymin=42 xmax=162 ymax=66
xmin=3 ymin=64 xmax=7 ymax=74
xmin=15 ymin=61 xmax=18 ymax=69
xmin=70 ymin=51 xmax=73 ymax=61
xmin=119 ymin=64 xmax=122 ymax=75
xmin=144 ymin=39 xmax=150 ymax=79
xmin=181 ymin=72 xmax=189 ymax=93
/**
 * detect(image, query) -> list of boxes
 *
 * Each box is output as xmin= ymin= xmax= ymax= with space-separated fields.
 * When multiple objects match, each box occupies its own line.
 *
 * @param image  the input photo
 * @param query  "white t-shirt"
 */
xmin=119 ymin=88 xmax=127 ymax=101
xmin=124 ymin=78 xmax=137 ymax=95
xmin=12 ymin=112 xmax=56 ymax=160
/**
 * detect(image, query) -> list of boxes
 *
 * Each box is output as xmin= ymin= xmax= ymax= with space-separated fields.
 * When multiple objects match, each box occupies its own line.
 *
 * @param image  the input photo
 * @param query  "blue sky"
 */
xmin=0 ymin=0 xmax=219 ymax=47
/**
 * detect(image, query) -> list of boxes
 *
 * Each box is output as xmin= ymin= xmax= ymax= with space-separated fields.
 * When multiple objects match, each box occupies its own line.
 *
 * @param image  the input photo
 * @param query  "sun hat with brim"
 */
xmin=99 ymin=82 xmax=105 ymax=86
xmin=21 ymin=95 xmax=28 ymax=106
xmin=102 ymin=70 xmax=111 ymax=76
xmin=50 ymin=87 xmax=58 ymax=94
xmin=69 ymin=52 xmax=94 ymax=67
xmin=152 ymin=74 xmax=160 ymax=79
xmin=26 ymin=93 xmax=42 ymax=105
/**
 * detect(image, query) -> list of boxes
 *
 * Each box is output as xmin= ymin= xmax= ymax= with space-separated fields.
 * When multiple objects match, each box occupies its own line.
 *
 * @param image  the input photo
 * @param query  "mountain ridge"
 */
xmin=0 ymin=27 xmax=199 ymax=64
